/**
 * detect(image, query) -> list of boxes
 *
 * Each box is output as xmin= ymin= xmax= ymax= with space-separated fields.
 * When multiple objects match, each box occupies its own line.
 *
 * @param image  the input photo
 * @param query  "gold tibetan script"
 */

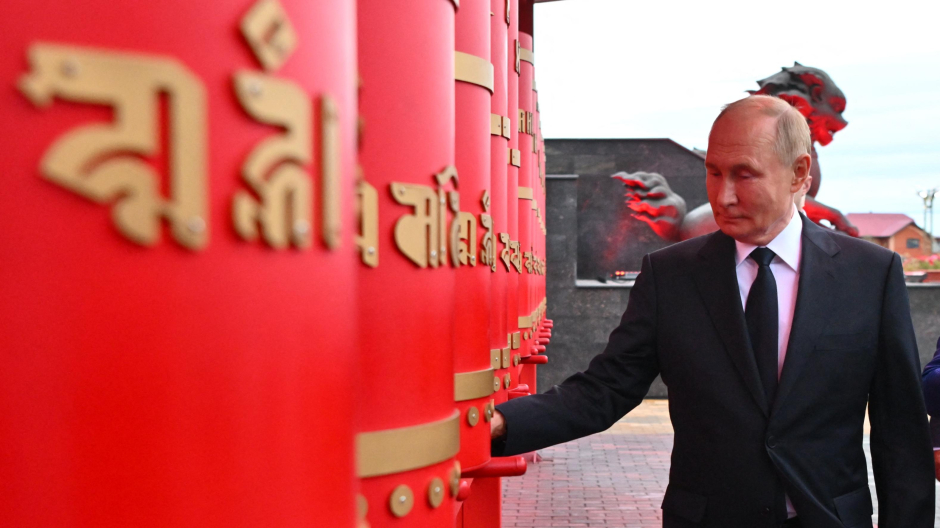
xmin=480 ymin=190 xmax=495 ymax=271
xmin=233 ymin=0 xmax=340 ymax=250
xmin=454 ymin=211 xmax=477 ymax=267
xmin=480 ymin=213 xmax=495 ymax=271
xmin=498 ymin=232 xmax=521 ymax=273
xmin=392 ymin=166 xmax=459 ymax=268
xmin=232 ymin=71 xmax=313 ymax=250
xmin=356 ymin=173 xmax=379 ymax=267
xmin=18 ymin=43 xmax=208 ymax=250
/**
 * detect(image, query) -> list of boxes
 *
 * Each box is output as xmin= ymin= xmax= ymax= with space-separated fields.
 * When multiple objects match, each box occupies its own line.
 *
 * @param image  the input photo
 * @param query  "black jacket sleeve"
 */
xmin=921 ymin=336 xmax=940 ymax=418
xmin=868 ymin=253 xmax=935 ymax=527
xmin=492 ymin=253 xmax=661 ymax=457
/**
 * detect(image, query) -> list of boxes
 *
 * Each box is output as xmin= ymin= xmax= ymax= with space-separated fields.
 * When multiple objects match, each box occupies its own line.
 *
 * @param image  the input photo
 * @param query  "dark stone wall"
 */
xmin=541 ymin=173 xmax=940 ymax=399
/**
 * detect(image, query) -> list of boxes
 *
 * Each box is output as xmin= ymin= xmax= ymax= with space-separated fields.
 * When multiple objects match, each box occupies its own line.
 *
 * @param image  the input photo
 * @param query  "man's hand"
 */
xmin=491 ymin=410 xmax=507 ymax=439
xmin=934 ymin=450 xmax=940 ymax=482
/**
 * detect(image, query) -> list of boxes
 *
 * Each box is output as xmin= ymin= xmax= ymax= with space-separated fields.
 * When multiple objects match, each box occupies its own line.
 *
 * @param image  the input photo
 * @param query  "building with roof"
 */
xmin=845 ymin=213 xmax=933 ymax=258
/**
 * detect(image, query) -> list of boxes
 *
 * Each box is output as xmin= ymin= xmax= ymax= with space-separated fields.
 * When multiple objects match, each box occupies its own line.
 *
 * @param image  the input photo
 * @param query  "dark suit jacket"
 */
xmin=494 ymin=215 xmax=934 ymax=528
xmin=921 ymin=337 xmax=940 ymax=447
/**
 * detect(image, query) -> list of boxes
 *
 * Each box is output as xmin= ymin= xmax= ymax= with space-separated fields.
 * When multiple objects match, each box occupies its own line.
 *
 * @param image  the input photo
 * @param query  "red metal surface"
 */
xmin=357 ymin=0 xmax=459 ymax=525
xmin=454 ymin=0 xmax=494 ymax=474
xmin=0 ymin=1 xmax=358 ymax=526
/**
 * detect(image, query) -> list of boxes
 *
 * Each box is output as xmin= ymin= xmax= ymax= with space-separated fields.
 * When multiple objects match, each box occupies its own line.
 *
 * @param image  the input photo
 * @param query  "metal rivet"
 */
xmin=440 ymin=197 xmax=446 ymax=204
xmin=367 ymin=246 xmax=375 ymax=255
xmin=467 ymin=406 xmax=480 ymax=427
xmin=357 ymin=494 xmax=368 ymax=519
xmin=61 ymin=59 xmax=80 ymax=77
xmin=430 ymin=250 xmax=438 ymax=258
xmin=247 ymin=80 xmax=263 ymax=97
xmin=449 ymin=463 xmax=461 ymax=496
xmin=187 ymin=217 xmax=206 ymax=234
xmin=293 ymin=219 xmax=310 ymax=236
xmin=428 ymin=477 xmax=445 ymax=508
xmin=504 ymin=374 xmax=511 ymax=389
xmin=494 ymin=377 xmax=501 ymax=391
xmin=470 ymin=255 xmax=476 ymax=264
xmin=389 ymin=485 xmax=414 ymax=517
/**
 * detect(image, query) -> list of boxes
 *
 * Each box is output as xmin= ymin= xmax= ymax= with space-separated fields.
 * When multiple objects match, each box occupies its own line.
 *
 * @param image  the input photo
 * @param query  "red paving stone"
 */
xmin=501 ymin=399 xmax=940 ymax=527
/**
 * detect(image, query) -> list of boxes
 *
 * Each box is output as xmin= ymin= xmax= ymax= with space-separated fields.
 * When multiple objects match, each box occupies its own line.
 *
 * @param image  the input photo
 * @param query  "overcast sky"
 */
xmin=534 ymin=0 xmax=940 ymax=227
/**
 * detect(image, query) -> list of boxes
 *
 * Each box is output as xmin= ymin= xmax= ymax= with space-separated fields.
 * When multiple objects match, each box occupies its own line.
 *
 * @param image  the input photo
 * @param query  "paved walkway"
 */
xmin=502 ymin=399 xmax=940 ymax=527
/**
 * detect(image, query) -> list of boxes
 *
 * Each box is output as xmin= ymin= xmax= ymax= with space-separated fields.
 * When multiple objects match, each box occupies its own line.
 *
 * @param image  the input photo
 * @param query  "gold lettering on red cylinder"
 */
xmin=510 ymin=240 xmax=522 ymax=272
xmin=480 ymin=213 xmax=495 ymax=271
xmin=499 ymin=233 xmax=512 ymax=271
xmin=232 ymin=71 xmax=313 ymax=249
xmin=233 ymin=1 xmax=321 ymax=250
xmin=454 ymin=212 xmax=477 ymax=266
xmin=320 ymin=96 xmax=341 ymax=249
xmin=355 ymin=173 xmax=379 ymax=267
xmin=391 ymin=166 xmax=458 ymax=268
xmin=18 ymin=43 xmax=208 ymax=250
xmin=240 ymin=0 xmax=297 ymax=72
xmin=524 ymin=250 xmax=534 ymax=274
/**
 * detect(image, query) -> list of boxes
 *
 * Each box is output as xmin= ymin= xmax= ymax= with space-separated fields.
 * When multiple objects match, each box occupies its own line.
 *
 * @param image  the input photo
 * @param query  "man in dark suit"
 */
xmin=491 ymin=95 xmax=934 ymax=527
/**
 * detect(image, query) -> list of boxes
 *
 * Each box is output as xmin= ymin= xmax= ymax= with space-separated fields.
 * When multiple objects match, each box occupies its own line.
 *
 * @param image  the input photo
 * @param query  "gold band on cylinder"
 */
xmin=455 ymin=51 xmax=494 ymax=93
xmin=356 ymin=410 xmax=460 ymax=478
xmin=455 ymin=368 xmax=497 ymax=401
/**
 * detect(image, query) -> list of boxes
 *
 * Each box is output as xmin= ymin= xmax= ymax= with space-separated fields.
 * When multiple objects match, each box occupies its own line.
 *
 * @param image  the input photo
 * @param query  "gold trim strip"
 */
xmin=357 ymin=411 xmax=460 ymax=478
xmin=518 ymin=315 xmax=532 ymax=328
xmin=490 ymin=114 xmax=504 ymax=136
xmin=455 ymin=51 xmax=494 ymax=93
xmin=455 ymin=368 xmax=496 ymax=401
xmin=509 ymin=148 xmax=520 ymax=167
xmin=518 ymin=186 xmax=533 ymax=200
xmin=502 ymin=116 xmax=511 ymax=139
xmin=519 ymin=46 xmax=534 ymax=65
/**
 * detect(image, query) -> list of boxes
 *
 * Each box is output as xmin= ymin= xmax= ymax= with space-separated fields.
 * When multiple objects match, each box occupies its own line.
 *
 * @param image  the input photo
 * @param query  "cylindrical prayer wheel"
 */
xmin=489 ymin=0 xmax=512 ymax=411
xmin=517 ymin=16 xmax=536 ymax=367
xmin=0 ymin=1 xmax=359 ymax=526
xmin=356 ymin=0 xmax=461 ymax=526
xmin=517 ymin=0 xmax=538 ymax=394
xmin=504 ymin=0 xmax=522 ymax=394
xmin=453 ymin=0 xmax=494 ymax=473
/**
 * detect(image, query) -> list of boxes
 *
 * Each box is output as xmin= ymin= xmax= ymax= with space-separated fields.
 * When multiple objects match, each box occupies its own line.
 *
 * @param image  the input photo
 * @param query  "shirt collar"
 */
xmin=734 ymin=205 xmax=803 ymax=272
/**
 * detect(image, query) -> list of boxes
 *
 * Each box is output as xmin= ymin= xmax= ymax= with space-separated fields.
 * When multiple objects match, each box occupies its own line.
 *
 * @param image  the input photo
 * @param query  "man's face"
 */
xmin=705 ymin=111 xmax=798 ymax=245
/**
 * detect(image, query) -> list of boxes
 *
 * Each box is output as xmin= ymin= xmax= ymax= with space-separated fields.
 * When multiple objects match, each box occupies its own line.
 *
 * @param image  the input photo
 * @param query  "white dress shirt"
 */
xmin=733 ymin=205 xmax=803 ymax=518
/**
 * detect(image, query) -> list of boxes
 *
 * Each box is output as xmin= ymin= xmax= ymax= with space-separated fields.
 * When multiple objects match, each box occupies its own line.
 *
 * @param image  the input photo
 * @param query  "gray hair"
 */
xmin=714 ymin=95 xmax=811 ymax=167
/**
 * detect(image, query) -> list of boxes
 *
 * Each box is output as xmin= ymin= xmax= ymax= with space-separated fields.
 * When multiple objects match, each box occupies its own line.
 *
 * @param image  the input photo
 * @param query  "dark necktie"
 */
xmin=746 ymin=247 xmax=778 ymax=405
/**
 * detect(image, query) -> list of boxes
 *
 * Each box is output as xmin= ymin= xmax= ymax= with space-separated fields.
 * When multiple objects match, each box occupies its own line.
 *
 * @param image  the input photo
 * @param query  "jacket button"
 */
xmin=766 ymin=436 xmax=776 ymax=448
xmin=762 ymin=507 xmax=772 ymax=515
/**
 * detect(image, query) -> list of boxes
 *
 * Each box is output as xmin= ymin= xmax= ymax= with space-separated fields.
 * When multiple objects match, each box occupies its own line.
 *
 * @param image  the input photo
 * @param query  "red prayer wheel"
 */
xmin=0 ymin=0 xmax=359 ymax=526
xmin=504 ymin=0 xmax=523 ymax=395
xmin=453 ymin=0 xmax=495 ymax=474
xmin=517 ymin=0 xmax=536 ymax=367
xmin=356 ymin=0 xmax=461 ymax=525
xmin=489 ymin=0 xmax=513 ymax=412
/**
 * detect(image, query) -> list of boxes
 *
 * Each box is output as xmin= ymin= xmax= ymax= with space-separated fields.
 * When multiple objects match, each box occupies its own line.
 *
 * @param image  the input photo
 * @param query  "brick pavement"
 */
xmin=502 ymin=399 xmax=940 ymax=527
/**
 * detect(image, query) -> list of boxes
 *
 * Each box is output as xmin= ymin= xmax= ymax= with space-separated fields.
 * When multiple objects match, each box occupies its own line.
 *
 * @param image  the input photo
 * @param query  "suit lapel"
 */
xmin=693 ymin=230 xmax=769 ymax=416
xmin=771 ymin=215 xmax=840 ymax=417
